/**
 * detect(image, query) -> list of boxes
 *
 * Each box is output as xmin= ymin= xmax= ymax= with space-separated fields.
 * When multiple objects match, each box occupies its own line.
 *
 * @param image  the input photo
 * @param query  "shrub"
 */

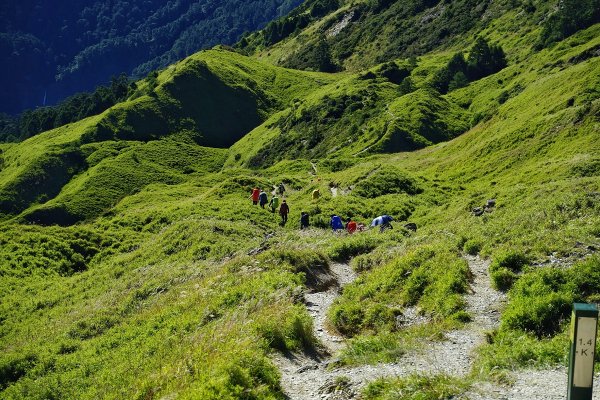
xmin=199 ymin=351 xmax=281 ymax=399
xmin=353 ymin=167 xmax=422 ymax=198
xmin=260 ymin=248 xmax=330 ymax=289
xmin=500 ymin=258 xmax=600 ymax=338
xmin=572 ymin=158 xmax=600 ymax=177
xmin=329 ymin=235 xmax=379 ymax=261
xmin=451 ymin=310 xmax=471 ymax=323
xmin=538 ymin=0 xmax=600 ymax=48
xmin=503 ymin=291 xmax=572 ymax=337
xmin=330 ymin=302 xmax=365 ymax=336
xmin=377 ymin=62 xmax=411 ymax=85
xmin=351 ymin=251 xmax=389 ymax=272
xmin=0 ymin=353 xmax=38 ymax=390
xmin=256 ymin=305 xmax=316 ymax=351
xmin=463 ymin=239 xmax=482 ymax=255
xmin=490 ymin=250 xmax=530 ymax=273
xmin=489 ymin=250 xmax=530 ymax=291
xmin=491 ymin=267 xmax=519 ymax=291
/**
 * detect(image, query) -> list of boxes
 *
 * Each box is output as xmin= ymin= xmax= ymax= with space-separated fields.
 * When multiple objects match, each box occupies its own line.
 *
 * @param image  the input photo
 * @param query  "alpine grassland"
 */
xmin=1 ymin=0 xmax=600 ymax=398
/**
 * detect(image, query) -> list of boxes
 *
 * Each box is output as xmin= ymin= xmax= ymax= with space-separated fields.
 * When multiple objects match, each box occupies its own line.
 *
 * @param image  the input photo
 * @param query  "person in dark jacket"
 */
xmin=279 ymin=200 xmax=289 ymax=224
xmin=300 ymin=212 xmax=310 ymax=229
xmin=259 ymin=189 xmax=268 ymax=208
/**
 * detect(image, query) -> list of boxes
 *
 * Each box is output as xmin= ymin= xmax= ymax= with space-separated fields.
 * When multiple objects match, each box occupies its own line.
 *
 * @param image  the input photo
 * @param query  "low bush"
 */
xmin=363 ymin=374 xmax=467 ymax=400
xmin=352 ymin=167 xmax=422 ymax=198
xmin=463 ymin=239 xmax=482 ymax=255
xmin=260 ymin=247 xmax=331 ymax=289
xmin=490 ymin=250 xmax=530 ymax=273
xmin=351 ymin=250 xmax=390 ymax=272
xmin=500 ymin=257 xmax=600 ymax=338
xmin=328 ymin=235 xmax=380 ymax=262
xmin=489 ymin=250 xmax=530 ymax=290
xmin=329 ymin=244 xmax=470 ymax=337
xmin=254 ymin=304 xmax=316 ymax=351
xmin=0 ymin=353 xmax=38 ymax=390
xmin=491 ymin=267 xmax=518 ymax=291
xmin=194 ymin=351 xmax=282 ymax=399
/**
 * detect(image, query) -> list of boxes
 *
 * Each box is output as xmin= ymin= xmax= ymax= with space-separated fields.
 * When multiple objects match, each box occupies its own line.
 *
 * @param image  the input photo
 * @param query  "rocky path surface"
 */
xmin=463 ymin=367 xmax=600 ymax=399
xmin=273 ymin=256 xmax=600 ymax=399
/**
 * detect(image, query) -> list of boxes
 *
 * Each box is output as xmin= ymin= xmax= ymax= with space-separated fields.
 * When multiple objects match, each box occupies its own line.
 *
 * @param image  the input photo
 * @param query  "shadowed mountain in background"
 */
xmin=0 ymin=0 xmax=303 ymax=114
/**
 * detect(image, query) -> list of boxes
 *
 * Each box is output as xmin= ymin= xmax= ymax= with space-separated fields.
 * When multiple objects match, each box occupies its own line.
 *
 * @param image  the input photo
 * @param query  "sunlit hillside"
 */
xmin=1 ymin=0 xmax=599 ymax=398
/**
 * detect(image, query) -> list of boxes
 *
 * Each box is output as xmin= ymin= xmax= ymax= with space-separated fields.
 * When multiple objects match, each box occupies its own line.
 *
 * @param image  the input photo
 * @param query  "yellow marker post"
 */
xmin=568 ymin=303 xmax=598 ymax=400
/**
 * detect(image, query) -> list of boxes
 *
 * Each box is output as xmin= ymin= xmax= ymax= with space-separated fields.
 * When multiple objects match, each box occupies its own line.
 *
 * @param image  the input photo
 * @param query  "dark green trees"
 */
xmin=467 ymin=37 xmax=507 ymax=80
xmin=538 ymin=0 xmax=600 ymax=48
xmin=281 ymin=35 xmax=339 ymax=72
xmin=433 ymin=37 xmax=507 ymax=93
xmin=0 ymin=75 xmax=133 ymax=141
xmin=314 ymin=37 xmax=339 ymax=73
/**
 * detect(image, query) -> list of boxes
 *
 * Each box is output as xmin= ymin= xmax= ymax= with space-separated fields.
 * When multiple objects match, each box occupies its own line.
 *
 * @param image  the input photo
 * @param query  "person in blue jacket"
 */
xmin=330 ymin=214 xmax=344 ymax=232
xmin=371 ymin=215 xmax=394 ymax=232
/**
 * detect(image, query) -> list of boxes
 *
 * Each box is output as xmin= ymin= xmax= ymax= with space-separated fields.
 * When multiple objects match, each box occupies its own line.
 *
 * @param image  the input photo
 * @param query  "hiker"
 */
xmin=279 ymin=200 xmax=289 ymax=224
xmin=278 ymin=182 xmax=286 ymax=196
xmin=312 ymin=188 xmax=320 ymax=200
xmin=371 ymin=215 xmax=394 ymax=232
xmin=259 ymin=189 xmax=268 ymax=209
xmin=250 ymin=187 xmax=260 ymax=205
xmin=330 ymin=214 xmax=344 ymax=232
xmin=346 ymin=218 xmax=357 ymax=234
xmin=269 ymin=195 xmax=280 ymax=213
xmin=300 ymin=212 xmax=310 ymax=229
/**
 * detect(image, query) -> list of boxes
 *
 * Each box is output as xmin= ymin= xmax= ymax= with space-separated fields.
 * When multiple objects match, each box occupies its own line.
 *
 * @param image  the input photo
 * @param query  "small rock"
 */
xmin=324 ymin=358 xmax=342 ymax=368
xmin=296 ymin=364 xmax=318 ymax=373
xmin=403 ymin=222 xmax=417 ymax=231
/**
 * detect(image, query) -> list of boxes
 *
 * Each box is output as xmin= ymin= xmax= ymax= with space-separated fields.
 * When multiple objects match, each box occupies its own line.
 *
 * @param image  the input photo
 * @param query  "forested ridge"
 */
xmin=0 ymin=0 xmax=302 ymax=114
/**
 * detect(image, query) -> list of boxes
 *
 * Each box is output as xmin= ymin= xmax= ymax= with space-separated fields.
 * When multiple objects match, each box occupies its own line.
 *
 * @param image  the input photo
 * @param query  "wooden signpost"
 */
xmin=568 ymin=303 xmax=598 ymax=400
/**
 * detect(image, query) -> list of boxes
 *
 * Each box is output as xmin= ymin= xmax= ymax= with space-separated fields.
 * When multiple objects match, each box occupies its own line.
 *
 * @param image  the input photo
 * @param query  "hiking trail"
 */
xmin=272 ymin=255 xmax=600 ymax=399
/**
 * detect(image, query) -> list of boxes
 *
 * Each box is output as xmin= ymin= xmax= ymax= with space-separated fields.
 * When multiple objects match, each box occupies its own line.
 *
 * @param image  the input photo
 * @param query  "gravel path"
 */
xmin=462 ymin=368 xmax=600 ymax=399
xmin=273 ymin=256 xmax=599 ymax=399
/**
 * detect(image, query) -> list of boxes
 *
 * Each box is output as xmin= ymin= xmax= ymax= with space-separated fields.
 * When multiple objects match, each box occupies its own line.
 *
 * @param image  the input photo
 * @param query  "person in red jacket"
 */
xmin=279 ymin=200 xmax=289 ymax=224
xmin=346 ymin=218 xmax=357 ymax=234
xmin=250 ymin=187 xmax=260 ymax=205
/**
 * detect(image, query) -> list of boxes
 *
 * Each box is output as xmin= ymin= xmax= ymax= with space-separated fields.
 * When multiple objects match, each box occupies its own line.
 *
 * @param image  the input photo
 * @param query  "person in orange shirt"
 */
xmin=346 ymin=218 xmax=357 ymax=234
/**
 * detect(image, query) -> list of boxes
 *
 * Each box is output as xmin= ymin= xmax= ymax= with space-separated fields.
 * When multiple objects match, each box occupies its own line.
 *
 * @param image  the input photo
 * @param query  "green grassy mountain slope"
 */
xmin=1 ymin=0 xmax=600 ymax=399
xmin=0 ymin=49 xmax=339 ymax=223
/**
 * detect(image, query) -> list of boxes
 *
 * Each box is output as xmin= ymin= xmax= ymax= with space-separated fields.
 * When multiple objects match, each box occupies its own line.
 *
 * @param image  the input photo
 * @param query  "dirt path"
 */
xmin=463 ymin=367 xmax=600 ymax=399
xmin=274 ymin=256 xmax=508 ymax=399
xmin=273 ymin=256 xmax=598 ymax=399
